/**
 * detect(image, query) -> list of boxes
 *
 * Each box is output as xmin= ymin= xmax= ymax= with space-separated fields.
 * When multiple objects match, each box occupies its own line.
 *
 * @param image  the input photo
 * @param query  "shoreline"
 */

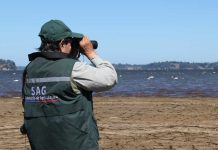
xmin=0 ymin=97 xmax=218 ymax=149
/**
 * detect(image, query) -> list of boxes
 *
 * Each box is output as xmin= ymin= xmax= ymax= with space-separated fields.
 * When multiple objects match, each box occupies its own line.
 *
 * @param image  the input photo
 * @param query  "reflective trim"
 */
xmin=26 ymin=77 xmax=71 ymax=83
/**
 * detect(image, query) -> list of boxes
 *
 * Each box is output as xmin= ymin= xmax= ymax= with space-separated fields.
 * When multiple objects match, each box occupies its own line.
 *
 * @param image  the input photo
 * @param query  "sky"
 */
xmin=0 ymin=0 xmax=218 ymax=66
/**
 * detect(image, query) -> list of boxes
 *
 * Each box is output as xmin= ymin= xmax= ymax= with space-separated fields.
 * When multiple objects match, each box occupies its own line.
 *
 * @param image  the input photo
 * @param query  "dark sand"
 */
xmin=0 ymin=97 xmax=218 ymax=150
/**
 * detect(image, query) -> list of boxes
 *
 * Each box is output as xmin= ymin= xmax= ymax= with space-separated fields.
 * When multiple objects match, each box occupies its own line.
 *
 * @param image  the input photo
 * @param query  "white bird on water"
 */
xmin=174 ymin=77 xmax=179 ymax=80
xmin=147 ymin=76 xmax=154 ymax=80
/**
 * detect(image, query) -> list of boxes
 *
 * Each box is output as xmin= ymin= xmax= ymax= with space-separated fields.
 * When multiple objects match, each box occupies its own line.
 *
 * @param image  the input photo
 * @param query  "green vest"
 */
xmin=23 ymin=56 xmax=99 ymax=150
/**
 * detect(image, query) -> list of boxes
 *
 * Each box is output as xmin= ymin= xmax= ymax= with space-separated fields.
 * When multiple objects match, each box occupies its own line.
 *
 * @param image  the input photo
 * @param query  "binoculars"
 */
xmin=72 ymin=38 xmax=98 ymax=50
xmin=90 ymin=40 xmax=98 ymax=49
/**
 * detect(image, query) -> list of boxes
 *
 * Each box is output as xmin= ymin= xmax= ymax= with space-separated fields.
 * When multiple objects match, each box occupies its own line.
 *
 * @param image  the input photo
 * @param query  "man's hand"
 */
xmin=79 ymin=36 xmax=97 ymax=59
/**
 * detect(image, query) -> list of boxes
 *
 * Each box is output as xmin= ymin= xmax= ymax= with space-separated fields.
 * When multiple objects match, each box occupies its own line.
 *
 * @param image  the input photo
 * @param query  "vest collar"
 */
xmin=28 ymin=52 xmax=72 ymax=61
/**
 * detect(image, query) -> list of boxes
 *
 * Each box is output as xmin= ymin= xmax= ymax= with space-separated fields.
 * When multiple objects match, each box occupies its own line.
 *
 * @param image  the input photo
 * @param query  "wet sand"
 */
xmin=0 ymin=96 xmax=218 ymax=150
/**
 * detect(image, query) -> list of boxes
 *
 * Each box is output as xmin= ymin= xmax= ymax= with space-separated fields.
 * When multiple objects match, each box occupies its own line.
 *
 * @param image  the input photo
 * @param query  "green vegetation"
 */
xmin=0 ymin=59 xmax=16 ymax=70
xmin=1 ymin=59 xmax=218 ymax=71
xmin=113 ymin=61 xmax=218 ymax=70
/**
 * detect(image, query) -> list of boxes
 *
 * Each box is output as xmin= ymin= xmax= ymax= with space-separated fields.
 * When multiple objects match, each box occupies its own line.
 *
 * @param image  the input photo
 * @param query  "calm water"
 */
xmin=1 ymin=70 xmax=218 ymax=97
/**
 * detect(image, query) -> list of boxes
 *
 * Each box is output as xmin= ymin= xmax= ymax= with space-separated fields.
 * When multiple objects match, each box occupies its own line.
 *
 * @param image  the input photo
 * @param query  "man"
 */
xmin=22 ymin=19 xmax=117 ymax=150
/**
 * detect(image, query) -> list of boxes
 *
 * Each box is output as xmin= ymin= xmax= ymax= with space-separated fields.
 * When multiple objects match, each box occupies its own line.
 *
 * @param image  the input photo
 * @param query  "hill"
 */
xmin=2 ymin=59 xmax=218 ymax=71
xmin=113 ymin=61 xmax=218 ymax=70
xmin=0 ymin=59 xmax=16 ymax=71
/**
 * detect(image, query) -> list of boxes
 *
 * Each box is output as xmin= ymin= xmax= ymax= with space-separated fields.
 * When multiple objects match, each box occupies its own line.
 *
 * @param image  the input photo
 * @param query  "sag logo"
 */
xmin=31 ymin=86 xmax=47 ymax=96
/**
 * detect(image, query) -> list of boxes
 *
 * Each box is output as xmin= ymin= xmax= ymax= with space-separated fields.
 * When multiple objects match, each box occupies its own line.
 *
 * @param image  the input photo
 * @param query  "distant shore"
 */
xmin=0 ymin=96 xmax=218 ymax=150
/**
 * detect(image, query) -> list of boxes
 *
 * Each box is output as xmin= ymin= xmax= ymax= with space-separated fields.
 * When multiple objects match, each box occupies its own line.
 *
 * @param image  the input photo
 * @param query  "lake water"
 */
xmin=1 ymin=70 xmax=218 ymax=97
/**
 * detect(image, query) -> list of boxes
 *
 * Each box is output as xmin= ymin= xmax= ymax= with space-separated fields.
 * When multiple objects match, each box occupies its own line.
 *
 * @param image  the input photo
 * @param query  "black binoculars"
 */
xmin=90 ymin=40 xmax=98 ymax=49
xmin=72 ymin=38 xmax=98 ymax=50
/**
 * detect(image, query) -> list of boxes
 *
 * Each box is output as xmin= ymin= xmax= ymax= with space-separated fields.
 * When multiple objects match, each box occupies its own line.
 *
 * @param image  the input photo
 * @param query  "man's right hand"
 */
xmin=79 ymin=36 xmax=97 ymax=60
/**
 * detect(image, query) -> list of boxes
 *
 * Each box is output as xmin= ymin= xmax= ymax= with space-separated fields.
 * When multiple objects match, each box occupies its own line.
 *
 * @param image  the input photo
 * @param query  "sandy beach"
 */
xmin=0 ymin=96 xmax=218 ymax=150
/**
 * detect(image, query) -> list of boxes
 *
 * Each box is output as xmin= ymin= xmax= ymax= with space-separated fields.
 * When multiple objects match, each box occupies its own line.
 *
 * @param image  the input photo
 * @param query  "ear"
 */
xmin=59 ymin=40 xmax=65 ymax=52
xmin=59 ymin=39 xmax=64 ymax=48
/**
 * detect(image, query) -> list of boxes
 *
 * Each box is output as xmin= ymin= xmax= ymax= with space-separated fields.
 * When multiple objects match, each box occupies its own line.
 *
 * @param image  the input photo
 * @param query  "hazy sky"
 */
xmin=0 ymin=0 xmax=218 ymax=66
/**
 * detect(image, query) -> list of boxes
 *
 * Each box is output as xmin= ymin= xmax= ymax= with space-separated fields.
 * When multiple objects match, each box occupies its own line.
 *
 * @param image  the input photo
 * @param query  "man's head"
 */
xmin=39 ymin=20 xmax=83 ymax=43
xmin=38 ymin=20 xmax=83 ymax=58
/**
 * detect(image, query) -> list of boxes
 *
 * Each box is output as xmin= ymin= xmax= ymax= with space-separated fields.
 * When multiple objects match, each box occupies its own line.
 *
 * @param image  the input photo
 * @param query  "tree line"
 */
xmin=113 ymin=61 xmax=218 ymax=70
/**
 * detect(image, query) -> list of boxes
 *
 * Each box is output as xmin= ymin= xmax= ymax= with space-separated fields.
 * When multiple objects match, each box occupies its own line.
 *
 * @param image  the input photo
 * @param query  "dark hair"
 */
xmin=38 ymin=38 xmax=75 ymax=52
xmin=38 ymin=41 xmax=60 ymax=52
xmin=38 ymin=38 xmax=81 ymax=59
